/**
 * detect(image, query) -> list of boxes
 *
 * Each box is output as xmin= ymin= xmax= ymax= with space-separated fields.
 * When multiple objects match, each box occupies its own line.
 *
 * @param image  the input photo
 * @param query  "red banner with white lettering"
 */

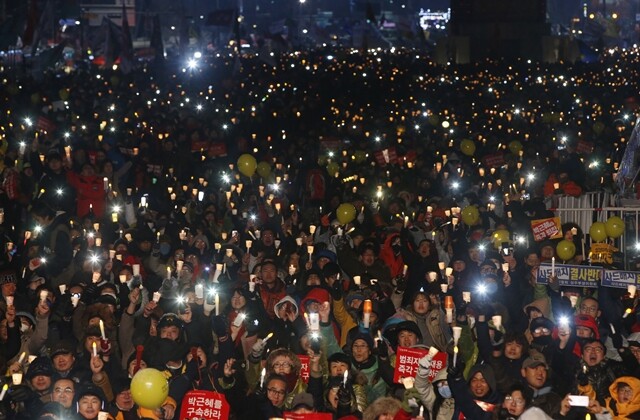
xmin=297 ymin=354 xmax=310 ymax=383
xmin=393 ymin=347 xmax=447 ymax=383
xmin=374 ymin=147 xmax=398 ymax=166
xmin=530 ymin=217 xmax=562 ymax=242
xmin=179 ymin=390 xmax=230 ymax=420
xmin=481 ymin=152 xmax=505 ymax=168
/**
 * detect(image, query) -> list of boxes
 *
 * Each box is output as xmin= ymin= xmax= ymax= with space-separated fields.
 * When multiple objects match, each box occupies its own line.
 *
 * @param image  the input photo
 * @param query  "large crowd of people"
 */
xmin=0 ymin=46 xmax=637 ymax=420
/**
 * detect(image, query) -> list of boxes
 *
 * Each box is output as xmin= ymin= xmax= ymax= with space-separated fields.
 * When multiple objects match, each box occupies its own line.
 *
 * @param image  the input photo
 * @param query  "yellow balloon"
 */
xmin=130 ymin=368 xmax=169 ymax=409
xmin=492 ymin=229 xmax=510 ymax=248
xmin=556 ymin=240 xmax=576 ymax=261
xmin=605 ymin=216 xmax=624 ymax=239
xmin=336 ymin=203 xmax=356 ymax=225
xmin=237 ymin=154 xmax=257 ymax=177
xmin=326 ymin=162 xmax=339 ymax=177
xmin=256 ymin=162 xmax=271 ymax=178
xmin=589 ymin=222 xmax=607 ymax=243
xmin=508 ymin=141 xmax=523 ymax=155
xmin=460 ymin=139 xmax=476 ymax=157
xmin=461 ymin=205 xmax=480 ymax=225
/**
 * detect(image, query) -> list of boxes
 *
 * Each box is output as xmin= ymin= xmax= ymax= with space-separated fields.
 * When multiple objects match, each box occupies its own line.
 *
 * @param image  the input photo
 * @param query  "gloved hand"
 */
xmin=251 ymin=339 xmax=268 ymax=360
xmin=393 ymin=275 xmax=406 ymax=293
xmin=611 ymin=331 xmax=623 ymax=350
xmin=81 ymin=284 xmax=99 ymax=304
xmin=447 ymin=355 xmax=465 ymax=380
xmin=337 ymin=385 xmax=352 ymax=407
xmin=100 ymin=338 xmax=111 ymax=356
xmin=401 ymin=387 xmax=421 ymax=413
xmin=329 ymin=284 xmax=342 ymax=300
xmin=8 ymin=385 xmax=31 ymax=403
xmin=254 ymin=383 xmax=266 ymax=399
xmin=211 ymin=316 xmax=228 ymax=338
xmin=185 ymin=357 xmax=200 ymax=381
xmin=377 ymin=339 xmax=389 ymax=359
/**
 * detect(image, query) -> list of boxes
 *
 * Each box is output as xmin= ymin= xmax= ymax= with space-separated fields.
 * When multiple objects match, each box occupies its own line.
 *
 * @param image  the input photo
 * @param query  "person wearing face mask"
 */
xmin=528 ymin=317 xmax=555 ymax=362
xmin=414 ymin=359 xmax=455 ymax=420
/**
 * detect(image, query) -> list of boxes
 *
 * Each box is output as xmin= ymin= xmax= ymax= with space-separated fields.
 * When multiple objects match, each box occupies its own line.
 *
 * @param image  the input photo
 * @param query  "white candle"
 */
xmin=363 ymin=312 xmax=371 ymax=329
xmin=403 ymin=265 xmax=408 ymax=276
xmin=428 ymin=271 xmax=437 ymax=282
xmin=39 ymin=290 xmax=48 ymax=302
xmin=309 ymin=225 xmax=316 ymax=235
xmin=92 ymin=342 xmax=97 ymax=357
xmin=502 ymin=263 xmax=509 ymax=272
xmin=11 ymin=373 xmax=21 ymax=385
xmin=419 ymin=406 xmax=424 ymax=418
xmin=462 ymin=291 xmax=471 ymax=303
xmin=353 ymin=276 xmax=361 ymax=286
xmin=440 ymin=284 xmax=448 ymax=294
xmin=446 ymin=308 xmax=453 ymax=324
xmin=166 ymin=266 xmax=171 ymax=279
xmin=260 ymin=368 xmax=266 ymax=387
xmin=343 ymin=370 xmax=348 ymax=386
xmin=246 ymin=240 xmax=252 ymax=250
xmin=17 ymin=352 xmax=26 ymax=364
xmin=492 ymin=315 xmax=502 ymax=329
xmin=103 ymin=177 xmax=109 ymax=191
xmin=0 ymin=384 xmax=8 ymax=401
xmin=452 ymin=327 xmax=462 ymax=344
xmin=119 ymin=274 xmax=127 ymax=284
xmin=71 ymin=295 xmax=80 ymax=307
xmin=4 ymin=296 xmax=12 ymax=306
xmin=132 ymin=264 xmax=140 ymax=276
xmin=445 ymin=267 xmax=453 ymax=276
xmin=629 ymin=285 xmax=637 ymax=298
xmin=551 ymin=257 xmax=555 ymax=273
xmin=99 ymin=319 xmax=106 ymax=340
xmin=109 ymin=250 xmax=116 ymax=259
xmin=307 ymin=245 xmax=314 ymax=258
xmin=153 ymin=292 xmax=161 ymax=303
xmin=215 ymin=293 xmax=220 ymax=316
xmin=92 ymin=272 xmax=101 ymax=283
xmin=176 ymin=260 xmax=184 ymax=271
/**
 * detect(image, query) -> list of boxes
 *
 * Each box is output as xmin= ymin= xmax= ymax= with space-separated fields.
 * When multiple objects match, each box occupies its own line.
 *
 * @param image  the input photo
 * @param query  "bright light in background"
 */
xmin=187 ymin=59 xmax=198 ymax=69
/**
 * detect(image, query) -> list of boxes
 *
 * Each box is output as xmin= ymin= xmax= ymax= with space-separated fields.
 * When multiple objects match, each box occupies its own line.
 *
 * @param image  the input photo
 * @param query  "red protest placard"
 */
xmin=297 ymin=354 xmax=310 ymax=384
xmin=481 ymin=152 xmax=505 ymax=168
xmin=530 ymin=217 xmax=562 ymax=242
xmin=208 ymin=142 xmax=228 ymax=157
xmin=576 ymin=140 xmax=594 ymax=154
xmin=393 ymin=347 xmax=447 ymax=383
xmin=180 ymin=390 xmax=230 ymax=420
xmin=284 ymin=413 xmax=333 ymax=420
xmin=191 ymin=140 xmax=210 ymax=152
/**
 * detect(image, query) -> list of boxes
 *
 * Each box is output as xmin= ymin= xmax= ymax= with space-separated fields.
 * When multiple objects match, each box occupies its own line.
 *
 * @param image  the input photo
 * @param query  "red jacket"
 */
xmin=543 ymin=174 xmax=582 ymax=197
xmin=67 ymin=172 xmax=106 ymax=218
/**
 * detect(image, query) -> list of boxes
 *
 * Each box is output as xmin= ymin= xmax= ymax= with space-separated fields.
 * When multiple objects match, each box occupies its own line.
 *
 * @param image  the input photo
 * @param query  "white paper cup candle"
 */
xmin=446 ymin=308 xmax=453 ymax=323
xmin=153 ymin=292 xmax=161 ymax=303
xmin=445 ymin=267 xmax=453 ymax=277
xmin=132 ymin=264 xmax=140 ymax=276
xmin=569 ymin=295 xmax=578 ymax=308
xmin=119 ymin=275 xmax=127 ymax=284
xmin=353 ymin=276 xmax=361 ymax=286
xmin=92 ymin=272 xmax=101 ymax=283
xmin=5 ymin=296 xmax=13 ymax=306
xmin=58 ymin=285 xmax=66 ymax=295
xmin=109 ymin=250 xmax=116 ymax=259
xmin=401 ymin=377 xmax=415 ymax=389
xmin=428 ymin=272 xmax=438 ymax=282
xmin=176 ymin=260 xmax=184 ymax=271
xmin=295 ymin=237 xmax=303 ymax=246
xmin=462 ymin=291 xmax=471 ymax=303
xmin=71 ymin=295 xmax=80 ymax=307
xmin=225 ymin=249 xmax=233 ymax=257
xmin=12 ymin=373 xmax=22 ymax=385
xmin=629 ymin=285 xmax=637 ymax=298
xmin=492 ymin=315 xmax=502 ymax=329
xmin=440 ymin=284 xmax=448 ymax=294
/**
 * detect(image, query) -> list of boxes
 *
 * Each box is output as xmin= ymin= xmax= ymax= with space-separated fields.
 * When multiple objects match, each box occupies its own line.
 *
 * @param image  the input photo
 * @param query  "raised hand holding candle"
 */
xmin=343 ymin=370 xmax=348 ymax=386
xmin=551 ymin=257 xmax=555 ymax=274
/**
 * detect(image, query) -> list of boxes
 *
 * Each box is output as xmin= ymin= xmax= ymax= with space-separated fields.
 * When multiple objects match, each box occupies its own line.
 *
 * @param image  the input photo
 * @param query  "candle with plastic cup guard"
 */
xmin=309 ymin=225 xmax=316 ymax=235
xmin=91 ymin=272 xmax=100 ymax=284
xmin=295 ymin=237 xmax=303 ymax=246
xmin=58 ymin=284 xmax=66 ymax=295
xmin=307 ymin=245 xmax=314 ymax=259
xmin=176 ymin=260 xmax=184 ymax=271
xmin=440 ymin=284 xmax=448 ymax=294
xmin=492 ymin=315 xmax=502 ymax=330
xmin=5 ymin=296 xmax=13 ymax=307
xmin=98 ymin=412 xmax=109 ymax=420
xmin=132 ymin=264 xmax=140 ymax=276
xmin=109 ymin=250 xmax=116 ymax=259
xmin=628 ymin=285 xmax=637 ymax=298
xmin=246 ymin=240 xmax=252 ymax=251
xmin=195 ymin=283 xmax=204 ymax=299
xmin=353 ymin=276 xmax=361 ymax=287
xmin=419 ymin=406 xmax=424 ymax=418
xmin=569 ymin=295 xmax=578 ymax=307
xmin=153 ymin=292 xmax=161 ymax=303
xmin=95 ymin=237 xmax=102 ymax=247
xmin=119 ymin=275 xmax=127 ymax=284
xmin=39 ymin=290 xmax=48 ymax=302
xmin=428 ymin=271 xmax=438 ymax=282
xmin=401 ymin=377 xmax=415 ymax=389
xmin=225 ymin=249 xmax=233 ymax=258
xmin=71 ymin=294 xmax=80 ymax=307
xmin=216 ymin=263 xmax=223 ymax=272
xmin=445 ymin=267 xmax=453 ymax=277
xmin=462 ymin=291 xmax=471 ymax=303
xmin=438 ymin=261 xmax=446 ymax=271
xmin=362 ymin=299 xmax=372 ymax=328
xmin=12 ymin=373 xmax=22 ymax=385
xmin=249 ymin=275 xmax=256 ymax=292
xmin=17 ymin=351 xmax=26 ymax=364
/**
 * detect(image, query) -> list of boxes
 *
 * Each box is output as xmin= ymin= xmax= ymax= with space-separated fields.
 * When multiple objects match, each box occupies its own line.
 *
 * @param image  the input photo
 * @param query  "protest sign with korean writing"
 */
xmin=284 ymin=413 xmax=333 ymax=420
xmin=531 ymin=217 xmax=562 ymax=241
xmin=297 ymin=354 xmax=310 ymax=384
xmin=393 ymin=347 xmax=446 ymax=383
xmin=536 ymin=263 xmax=602 ymax=288
xmin=180 ymin=390 xmax=230 ymax=420
xmin=602 ymin=270 xmax=640 ymax=289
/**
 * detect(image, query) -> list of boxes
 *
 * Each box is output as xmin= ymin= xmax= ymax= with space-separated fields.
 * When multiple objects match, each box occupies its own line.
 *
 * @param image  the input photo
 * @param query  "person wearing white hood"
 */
xmin=270 ymin=296 xmax=307 ymax=354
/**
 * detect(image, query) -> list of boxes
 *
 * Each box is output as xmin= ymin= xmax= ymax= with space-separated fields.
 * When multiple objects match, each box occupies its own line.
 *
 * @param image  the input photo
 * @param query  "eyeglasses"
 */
xmin=618 ymin=387 xmax=633 ymax=396
xmin=267 ymin=388 xmax=286 ymax=397
xmin=583 ymin=346 xmax=604 ymax=354
xmin=272 ymin=361 xmax=292 ymax=369
xmin=53 ymin=387 xmax=74 ymax=395
xmin=504 ymin=396 xmax=525 ymax=406
xmin=579 ymin=305 xmax=598 ymax=314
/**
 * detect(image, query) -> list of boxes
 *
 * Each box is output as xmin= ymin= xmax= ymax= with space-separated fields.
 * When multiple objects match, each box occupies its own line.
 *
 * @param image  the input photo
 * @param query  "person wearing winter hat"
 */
xmin=349 ymin=331 xmax=387 ymax=404
xmin=500 ymin=382 xmax=552 ymax=420
xmin=73 ymin=383 xmax=113 ymax=420
xmin=26 ymin=356 xmax=55 ymax=399
xmin=269 ymin=295 xmax=306 ymax=355
xmin=402 ymin=288 xmax=451 ymax=352
xmin=448 ymin=360 xmax=502 ymax=420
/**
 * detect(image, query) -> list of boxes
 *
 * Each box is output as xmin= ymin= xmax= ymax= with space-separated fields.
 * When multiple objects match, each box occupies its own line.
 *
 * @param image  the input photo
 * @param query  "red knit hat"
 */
xmin=575 ymin=314 xmax=600 ymax=340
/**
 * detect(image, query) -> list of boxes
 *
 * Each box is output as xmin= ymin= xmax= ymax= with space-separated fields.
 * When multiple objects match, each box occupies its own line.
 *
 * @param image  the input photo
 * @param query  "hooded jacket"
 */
xmin=604 ymin=376 xmax=640 ymax=419
xmin=449 ymin=364 xmax=502 ymax=420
